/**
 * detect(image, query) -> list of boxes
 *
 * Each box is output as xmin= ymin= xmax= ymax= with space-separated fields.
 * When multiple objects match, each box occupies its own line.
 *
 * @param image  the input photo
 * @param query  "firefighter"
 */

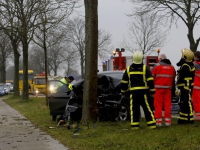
xmin=192 ymin=51 xmax=200 ymax=121
xmin=151 ymin=54 xmax=176 ymax=126
xmin=176 ymin=48 xmax=195 ymax=124
xmin=121 ymin=51 xmax=156 ymax=129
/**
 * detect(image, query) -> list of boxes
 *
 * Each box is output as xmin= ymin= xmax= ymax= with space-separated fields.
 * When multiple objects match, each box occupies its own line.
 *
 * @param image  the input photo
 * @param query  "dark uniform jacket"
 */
xmin=121 ymin=63 xmax=155 ymax=94
xmin=176 ymin=59 xmax=195 ymax=92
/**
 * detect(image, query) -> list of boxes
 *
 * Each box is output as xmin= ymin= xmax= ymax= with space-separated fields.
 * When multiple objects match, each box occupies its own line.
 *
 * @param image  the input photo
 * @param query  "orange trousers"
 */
xmin=192 ymin=89 xmax=200 ymax=114
xmin=154 ymin=88 xmax=171 ymax=125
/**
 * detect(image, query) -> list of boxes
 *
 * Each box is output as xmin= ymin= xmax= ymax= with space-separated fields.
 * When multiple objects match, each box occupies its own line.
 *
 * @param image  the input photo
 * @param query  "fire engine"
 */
xmin=102 ymin=48 xmax=159 ymax=71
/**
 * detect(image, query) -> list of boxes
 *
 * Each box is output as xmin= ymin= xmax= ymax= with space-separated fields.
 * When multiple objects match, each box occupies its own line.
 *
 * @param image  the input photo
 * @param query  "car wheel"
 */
xmin=116 ymin=103 xmax=130 ymax=121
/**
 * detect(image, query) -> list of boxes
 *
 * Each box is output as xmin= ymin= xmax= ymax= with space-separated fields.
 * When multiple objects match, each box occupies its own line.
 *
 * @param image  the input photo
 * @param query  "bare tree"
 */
xmin=8 ymin=0 xmax=45 ymax=100
xmin=29 ymin=46 xmax=45 ymax=74
xmin=67 ymin=16 xmax=112 ymax=78
xmin=0 ymin=32 xmax=13 ymax=82
xmin=130 ymin=0 xmax=200 ymax=52
xmin=63 ymin=53 xmax=80 ymax=76
xmin=82 ymin=0 xmax=98 ymax=122
xmin=32 ymin=0 xmax=79 ymax=104
xmin=0 ymin=0 xmax=22 ymax=96
xmin=122 ymin=13 xmax=166 ymax=55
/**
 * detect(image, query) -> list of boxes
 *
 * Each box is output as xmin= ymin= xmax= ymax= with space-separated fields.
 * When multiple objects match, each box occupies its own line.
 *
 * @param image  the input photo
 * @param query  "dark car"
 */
xmin=48 ymin=71 xmax=124 ymax=119
xmin=65 ymin=72 xmax=130 ymax=122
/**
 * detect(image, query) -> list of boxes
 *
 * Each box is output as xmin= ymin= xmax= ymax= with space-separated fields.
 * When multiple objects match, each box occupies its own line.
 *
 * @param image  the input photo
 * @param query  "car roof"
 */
xmin=98 ymin=71 xmax=124 ymax=79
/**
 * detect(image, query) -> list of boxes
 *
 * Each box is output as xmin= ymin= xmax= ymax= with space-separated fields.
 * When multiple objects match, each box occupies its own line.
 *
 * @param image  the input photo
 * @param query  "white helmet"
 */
xmin=132 ymin=51 xmax=143 ymax=64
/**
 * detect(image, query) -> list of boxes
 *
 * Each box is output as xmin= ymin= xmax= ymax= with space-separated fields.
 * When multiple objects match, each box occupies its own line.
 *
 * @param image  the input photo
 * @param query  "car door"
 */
xmin=48 ymin=80 xmax=72 ymax=116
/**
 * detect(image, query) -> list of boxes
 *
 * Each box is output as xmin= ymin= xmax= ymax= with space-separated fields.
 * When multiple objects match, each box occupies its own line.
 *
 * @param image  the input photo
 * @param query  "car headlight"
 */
xmin=49 ymin=85 xmax=54 ymax=91
xmin=35 ymin=90 xmax=39 ymax=93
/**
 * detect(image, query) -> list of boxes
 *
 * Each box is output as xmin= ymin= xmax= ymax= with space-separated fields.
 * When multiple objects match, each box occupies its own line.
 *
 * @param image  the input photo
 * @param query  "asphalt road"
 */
xmin=0 ymin=99 xmax=68 ymax=150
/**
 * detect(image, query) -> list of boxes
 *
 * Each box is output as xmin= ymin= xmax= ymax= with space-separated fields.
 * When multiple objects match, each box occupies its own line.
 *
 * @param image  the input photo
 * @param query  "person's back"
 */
xmin=121 ymin=51 xmax=156 ymax=129
xmin=152 ymin=55 xmax=176 ymax=89
xmin=151 ymin=54 xmax=176 ymax=127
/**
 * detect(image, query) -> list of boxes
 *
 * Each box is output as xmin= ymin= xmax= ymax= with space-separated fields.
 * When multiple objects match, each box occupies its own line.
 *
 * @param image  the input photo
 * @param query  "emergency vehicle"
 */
xmin=102 ymin=54 xmax=159 ymax=71
xmin=31 ymin=73 xmax=50 ymax=96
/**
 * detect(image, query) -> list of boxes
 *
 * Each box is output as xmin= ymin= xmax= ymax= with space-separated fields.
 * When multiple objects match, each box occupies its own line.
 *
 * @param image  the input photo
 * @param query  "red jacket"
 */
xmin=152 ymin=59 xmax=176 ymax=89
xmin=193 ymin=61 xmax=200 ymax=90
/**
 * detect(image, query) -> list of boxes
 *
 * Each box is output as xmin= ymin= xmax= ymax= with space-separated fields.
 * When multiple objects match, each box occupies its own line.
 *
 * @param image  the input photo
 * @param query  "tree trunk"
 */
xmin=22 ymin=39 xmax=29 ymax=100
xmin=82 ymin=0 xmax=98 ymax=123
xmin=80 ymin=56 xmax=84 ymax=79
xmin=13 ymin=42 xmax=20 ymax=97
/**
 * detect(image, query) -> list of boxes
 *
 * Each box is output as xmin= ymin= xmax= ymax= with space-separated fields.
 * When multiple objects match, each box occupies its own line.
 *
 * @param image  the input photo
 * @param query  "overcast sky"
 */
xmin=98 ymin=0 xmax=200 ymax=72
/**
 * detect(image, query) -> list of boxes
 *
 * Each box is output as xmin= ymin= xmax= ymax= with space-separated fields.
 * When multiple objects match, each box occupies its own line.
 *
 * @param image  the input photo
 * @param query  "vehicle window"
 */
xmin=35 ymin=78 xmax=46 ymax=85
xmin=48 ymin=80 xmax=70 ymax=94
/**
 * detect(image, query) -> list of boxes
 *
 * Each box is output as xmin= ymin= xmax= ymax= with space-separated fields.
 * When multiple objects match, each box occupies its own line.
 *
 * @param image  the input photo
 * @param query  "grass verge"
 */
xmin=3 ymin=95 xmax=200 ymax=150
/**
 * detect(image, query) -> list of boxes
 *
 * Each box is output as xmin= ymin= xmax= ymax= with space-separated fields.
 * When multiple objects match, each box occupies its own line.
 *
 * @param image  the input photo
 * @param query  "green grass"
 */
xmin=3 ymin=94 xmax=200 ymax=150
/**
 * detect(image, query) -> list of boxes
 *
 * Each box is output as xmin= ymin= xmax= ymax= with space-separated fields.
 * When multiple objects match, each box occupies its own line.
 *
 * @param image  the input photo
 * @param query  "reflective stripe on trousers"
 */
xmin=130 ymin=93 xmax=156 ymax=129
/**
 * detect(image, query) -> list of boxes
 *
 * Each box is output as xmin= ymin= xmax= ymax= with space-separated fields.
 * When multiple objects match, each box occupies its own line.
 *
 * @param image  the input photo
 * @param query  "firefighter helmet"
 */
xmin=181 ymin=48 xmax=194 ymax=62
xmin=132 ymin=51 xmax=143 ymax=64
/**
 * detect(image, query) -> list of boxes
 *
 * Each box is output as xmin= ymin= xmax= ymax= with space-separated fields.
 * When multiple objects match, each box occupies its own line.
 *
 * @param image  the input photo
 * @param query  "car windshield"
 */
xmin=35 ymin=78 xmax=46 ymax=85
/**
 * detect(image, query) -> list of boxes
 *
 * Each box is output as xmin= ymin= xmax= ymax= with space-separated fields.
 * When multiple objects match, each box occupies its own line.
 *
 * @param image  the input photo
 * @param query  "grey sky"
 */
xmin=98 ymin=0 xmax=199 ymax=72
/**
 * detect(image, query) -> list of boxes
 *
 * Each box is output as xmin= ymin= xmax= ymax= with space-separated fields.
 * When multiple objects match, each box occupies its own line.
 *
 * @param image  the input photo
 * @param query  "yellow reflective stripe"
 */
xmin=129 ymin=72 xmax=145 ymax=74
xmin=121 ymin=90 xmax=127 ymax=93
xmin=179 ymin=112 xmax=189 ymax=116
xmin=130 ymin=87 xmax=149 ymax=90
xmin=143 ymin=65 xmax=147 ymax=87
xmin=147 ymin=77 xmax=154 ymax=81
xmin=121 ymin=80 xmax=128 ymax=83
xmin=131 ymin=122 xmax=139 ymax=125
xmin=149 ymin=126 xmax=156 ymax=129
xmin=184 ymin=77 xmax=192 ymax=80
xmin=178 ymin=117 xmax=194 ymax=121
xmin=178 ymin=117 xmax=188 ymax=120
xmin=184 ymin=87 xmax=191 ymax=91
xmin=130 ymin=94 xmax=133 ymax=125
xmin=147 ymin=121 xmax=156 ymax=125
xmin=144 ymin=94 xmax=155 ymax=122
xmin=127 ymin=66 xmax=131 ymax=87
xmin=150 ymin=89 xmax=156 ymax=92
xmin=188 ymin=93 xmax=193 ymax=116
xmin=177 ymin=83 xmax=184 ymax=86
xmin=182 ymin=63 xmax=195 ymax=71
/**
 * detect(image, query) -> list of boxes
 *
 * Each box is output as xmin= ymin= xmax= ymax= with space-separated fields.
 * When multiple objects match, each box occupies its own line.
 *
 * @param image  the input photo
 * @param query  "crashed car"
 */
xmin=47 ymin=71 xmax=126 ymax=120
xmin=65 ymin=72 xmax=130 ymax=122
xmin=48 ymin=70 xmax=180 ymax=121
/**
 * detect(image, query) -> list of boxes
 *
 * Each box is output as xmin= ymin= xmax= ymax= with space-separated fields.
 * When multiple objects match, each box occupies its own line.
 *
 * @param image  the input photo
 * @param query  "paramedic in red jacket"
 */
xmin=192 ymin=51 xmax=200 ymax=121
xmin=151 ymin=54 xmax=176 ymax=126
